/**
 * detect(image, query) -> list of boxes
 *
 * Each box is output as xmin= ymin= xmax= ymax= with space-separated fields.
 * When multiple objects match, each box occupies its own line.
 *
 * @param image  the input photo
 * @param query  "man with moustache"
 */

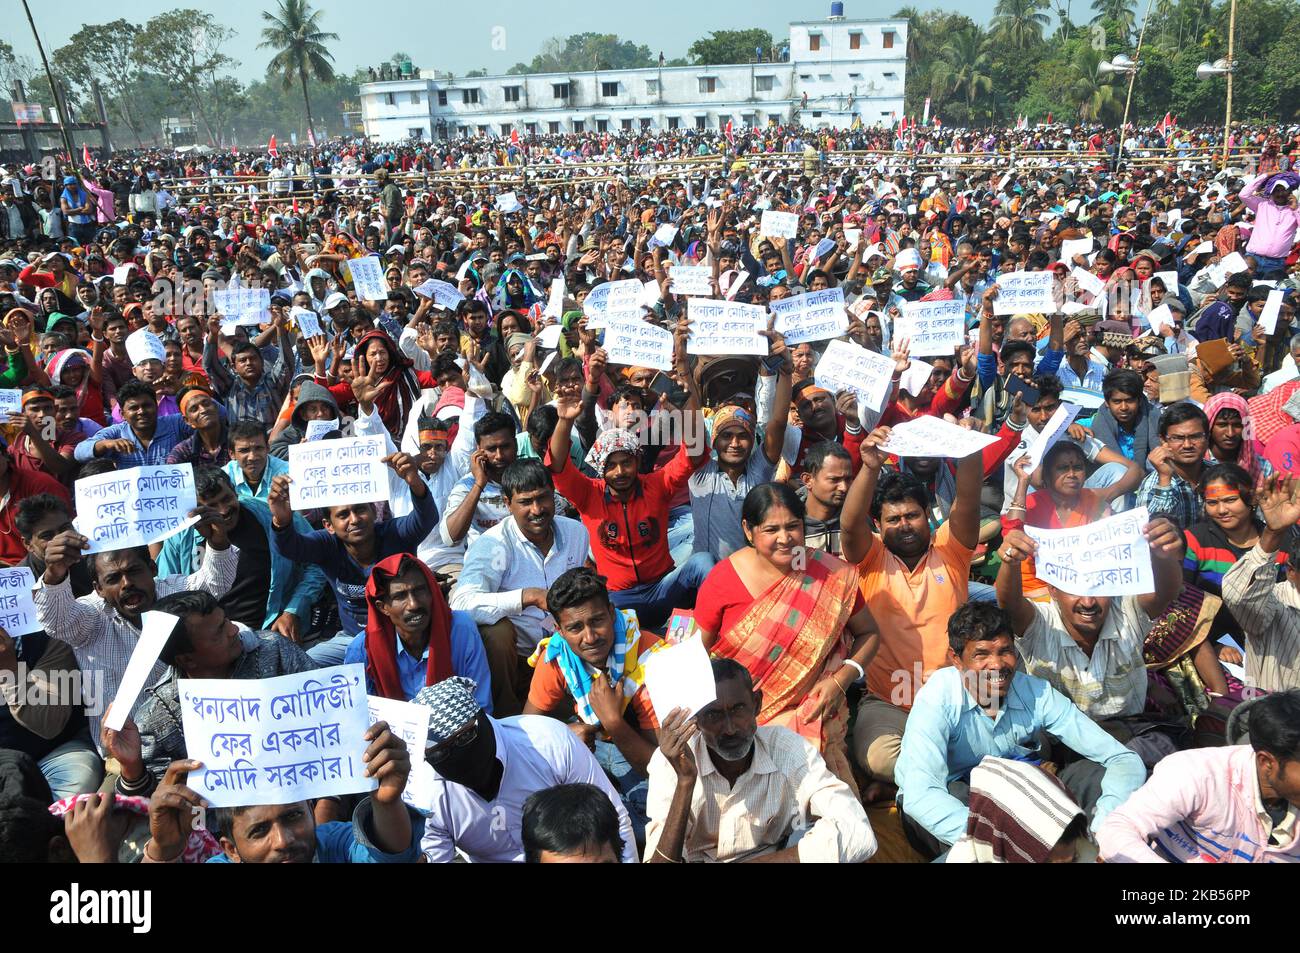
xmin=645 ymin=658 xmax=877 ymax=864
xmin=895 ymin=602 xmax=1145 ymax=860
xmin=799 ymin=443 xmax=854 ymax=557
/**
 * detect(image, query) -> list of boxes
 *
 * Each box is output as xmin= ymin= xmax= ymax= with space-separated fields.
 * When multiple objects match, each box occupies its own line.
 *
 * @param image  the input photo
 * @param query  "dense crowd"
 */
xmin=1 ymin=118 xmax=1299 ymax=865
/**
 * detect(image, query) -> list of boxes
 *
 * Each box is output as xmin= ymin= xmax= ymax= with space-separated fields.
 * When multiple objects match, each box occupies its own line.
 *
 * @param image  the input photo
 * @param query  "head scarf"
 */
xmin=412 ymin=675 xmax=482 ymax=748
xmin=526 ymin=608 xmax=655 ymax=726
xmin=363 ymin=554 xmax=454 ymax=701
xmin=46 ymin=349 xmax=92 ymax=407
xmin=1214 ymin=224 xmax=1240 ymax=261
xmin=711 ymin=405 xmax=755 ymax=441
xmin=1204 ymin=391 xmax=1264 ymax=479
xmin=491 ymin=267 xmax=542 ymax=311
xmin=354 ymin=328 xmax=421 ymax=439
xmin=585 ymin=427 xmax=641 ymax=474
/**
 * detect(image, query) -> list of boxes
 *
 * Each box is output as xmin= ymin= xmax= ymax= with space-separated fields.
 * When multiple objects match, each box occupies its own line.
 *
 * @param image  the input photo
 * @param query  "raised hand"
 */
xmin=145 ymin=760 xmax=206 ymax=862
xmin=657 ymin=707 xmax=698 ymax=783
xmin=1256 ymin=473 xmax=1300 ymax=531
xmin=267 ymin=474 xmax=293 ymax=528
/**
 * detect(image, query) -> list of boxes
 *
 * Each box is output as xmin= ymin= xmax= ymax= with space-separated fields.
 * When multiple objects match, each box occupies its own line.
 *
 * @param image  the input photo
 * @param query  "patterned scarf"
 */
xmin=527 ymin=608 xmax=653 ymax=726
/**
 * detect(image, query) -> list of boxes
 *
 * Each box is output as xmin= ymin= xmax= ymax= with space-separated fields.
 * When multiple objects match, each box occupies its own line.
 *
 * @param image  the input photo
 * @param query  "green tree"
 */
xmin=508 ymin=33 xmax=654 ymax=74
xmin=1090 ymin=0 xmax=1138 ymax=42
xmin=1070 ymin=44 xmax=1120 ymax=120
xmin=932 ymin=26 xmax=994 ymax=122
xmin=52 ymin=21 xmax=149 ymax=146
xmin=687 ymin=29 xmax=776 ymax=64
xmin=992 ymin=0 xmax=1051 ymax=49
xmin=137 ymin=9 xmax=237 ymax=145
xmin=259 ymin=0 xmax=338 ymax=144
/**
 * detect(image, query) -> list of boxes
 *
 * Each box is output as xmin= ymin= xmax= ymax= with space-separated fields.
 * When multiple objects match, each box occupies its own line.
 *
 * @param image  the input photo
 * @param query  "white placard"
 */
xmin=179 ymin=664 xmax=378 ymax=807
xmin=1259 ymin=288 xmax=1285 ymax=336
xmin=413 ymin=279 xmax=466 ymax=312
xmin=1072 ymin=267 xmax=1107 ymax=300
xmin=1023 ymin=506 xmax=1155 ymax=597
xmin=104 ymin=610 xmax=178 ymax=732
xmin=303 ymin=419 xmax=337 ymax=442
xmin=582 ymin=279 xmax=643 ymax=318
xmin=642 ymin=636 xmax=717 ymax=721
xmin=844 ymin=228 xmax=862 ymax=250
xmin=1154 ymin=270 xmax=1179 ymax=293
xmin=876 ymin=414 xmax=999 ymax=458
xmin=495 ymin=191 xmax=522 ymax=213
xmin=287 ymin=435 xmax=389 ymax=510
xmin=125 ymin=327 xmax=166 ymax=366
xmin=759 ymin=210 xmax=799 ymax=240
xmin=896 ymin=299 xmax=966 ymax=356
xmin=994 ymin=271 xmax=1057 ymax=315
xmin=543 ymin=276 xmax=566 ymax=319
xmin=113 ymin=264 xmax=136 ymax=286
xmin=211 ymin=287 xmax=271 ymax=317
xmin=291 ymin=306 xmax=323 ymax=338
xmin=0 ymin=389 xmax=21 ymax=415
xmin=346 ymin=256 xmax=389 ymax=302
xmin=367 ymin=694 xmax=434 ymax=811
xmin=74 ymin=465 xmax=198 ymax=554
xmin=537 ymin=323 xmax=563 ymax=349
xmin=814 ymin=339 xmax=897 ymax=413
xmin=232 ymin=309 xmax=269 ymax=327
xmin=686 ymin=300 xmax=768 ymax=356
xmin=1020 ymin=403 xmax=1080 ymax=473
xmin=898 ymin=358 xmax=935 ymax=397
xmin=602 ymin=319 xmax=674 ymax=371
xmin=650 ymin=223 xmax=679 ymax=249
xmin=0 ymin=566 xmax=39 ymax=637
xmin=769 ymin=287 xmax=848 ymax=345
xmin=1059 ymin=237 xmax=1093 ymax=262
xmin=1220 ymin=251 xmax=1250 ymax=276
xmin=1146 ymin=303 xmax=1174 ymax=337
xmin=669 ymin=265 xmax=714 ymax=297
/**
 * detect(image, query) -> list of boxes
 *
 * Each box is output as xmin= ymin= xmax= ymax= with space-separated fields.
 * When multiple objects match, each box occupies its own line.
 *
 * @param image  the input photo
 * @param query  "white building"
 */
xmin=359 ymin=6 xmax=907 ymax=142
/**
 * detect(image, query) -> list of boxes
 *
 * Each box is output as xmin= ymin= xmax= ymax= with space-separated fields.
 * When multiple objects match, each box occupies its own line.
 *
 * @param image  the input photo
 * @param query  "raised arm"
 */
xmin=948 ymin=447 xmax=983 ymax=551
xmin=994 ymin=527 xmax=1041 ymax=635
xmin=840 ymin=425 xmax=890 ymax=565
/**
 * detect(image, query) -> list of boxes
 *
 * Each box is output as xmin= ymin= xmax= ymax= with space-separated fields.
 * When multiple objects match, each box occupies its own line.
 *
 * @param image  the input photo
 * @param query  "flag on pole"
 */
xmin=1046 ymin=112 xmax=1053 ymax=125
xmin=725 ymin=119 xmax=734 ymax=145
xmin=268 ymin=134 xmax=279 ymax=158
xmin=922 ymin=97 xmax=931 ymax=125
xmin=82 ymin=144 xmax=95 ymax=169
xmin=511 ymin=127 xmax=519 ymax=147
xmin=308 ymin=128 xmax=317 ymax=147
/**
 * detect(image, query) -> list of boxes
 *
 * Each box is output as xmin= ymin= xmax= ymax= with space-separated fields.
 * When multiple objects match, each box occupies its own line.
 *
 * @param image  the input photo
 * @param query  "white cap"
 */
xmin=324 ymin=292 xmax=349 ymax=310
xmin=894 ymin=248 xmax=923 ymax=271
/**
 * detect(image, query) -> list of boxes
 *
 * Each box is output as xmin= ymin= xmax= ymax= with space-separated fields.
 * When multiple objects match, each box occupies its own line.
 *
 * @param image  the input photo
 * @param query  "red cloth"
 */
xmin=332 ymin=330 xmax=438 ymax=438
xmin=362 ymin=553 xmax=453 ymax=700
xmin=879 ymin=368 xmax=973 ymax=428
xmin=695 ymin=557 xmax=864 ymax=637
xmin=1250 ymin=379 xmax=1300 ymax=445
xmin=0 ymin=467 xmax=71 ymax=565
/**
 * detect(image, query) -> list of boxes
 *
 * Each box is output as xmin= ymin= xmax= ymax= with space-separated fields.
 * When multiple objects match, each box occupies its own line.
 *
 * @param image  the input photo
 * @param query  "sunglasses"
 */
xmin=426 ymin=720 xmax=478 ymax=766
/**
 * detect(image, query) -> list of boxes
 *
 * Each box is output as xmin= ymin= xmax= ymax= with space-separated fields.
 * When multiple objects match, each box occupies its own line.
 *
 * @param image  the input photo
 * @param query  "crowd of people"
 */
xmin=1 ymin=116 xmax=1299 ymax=865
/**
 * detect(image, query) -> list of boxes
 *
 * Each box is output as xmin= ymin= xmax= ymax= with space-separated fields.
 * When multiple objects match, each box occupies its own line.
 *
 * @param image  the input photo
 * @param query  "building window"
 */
xmin=883 ymin=31 xmax=896 ymax=49
xmin=621 ymin=118 xmax=632 ymax=131
xmin=548 ymin=121 xmax=560 ymax=134
xmin=667 ymin=116 xmax=679 ymax=130
xmin=819 ymin=74 xmax=832 ymax=82
xmin=743 ymin=113 xmax=756 ymax=126
xmin=883 ymin=72 xmax=897 ymax=80
xmin=645 ymin=79 xmax=658 ymax=95
xmin=596 ymin=118 xmax=608 ymax=132
xmin=812 ymin=111 xmax=822 ymax=118
xmin=640 ymin=117 xmax=652 ymax=130
xmin=526 ymin=122 xmax=537 ymax=135
xmin=799 ymin=73 xmax=812 ymax=81
xmin=410 ymin=91 xmax=421 ymax=105
xmin=462 ymin=88 xmax=479 ymax=104
xmin=384 ymin=92 xmax=396 ymax=106
xmin=850 ymin=31 xmax=862 ymax=50
xmin=553 ymin=83 xmax=570 ymax=99
xmin=601 ymin=81 xmax=618 ymax=97
xmin=504 ymin=85 xmax=521 ymax=102
xmin=695 ymin=115 xmax=707 ymax=130
xmin=499 ymin=124 xmax=510 ymax=136
xmin=698 ymin=77 xmax=716 ymax=94
xmin=437 ymin=90 xmax=447 ymax=106
xmin=756 ymin=75 xmax=774 ymax=91
xmin=809 ymin=33 xmax=822 ymax=51
xmin=408 ymin=127 xmax=424 ymax=139
xmin=849 ymin=73 xmax=862 ymax=80
xmin=477 ymin=124 xmax=488 ymax=135
xmin=573 ymin=119 xmax=585 ymax=132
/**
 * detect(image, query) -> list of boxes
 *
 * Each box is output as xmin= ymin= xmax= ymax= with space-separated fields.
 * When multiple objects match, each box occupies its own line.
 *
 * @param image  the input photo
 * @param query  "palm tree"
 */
xmin=931 ymin=26 xmax=994 ymax=122
xmin=992 ymin=0 xmax=1051 ymax=49
xmin=259 ymin=0 xmax=339 ymax=143
xmin=1070 ymin=45 xmax=1119 ymax=121
xmin=1090 ymin=0 xmax=1139 ymax=41
xmin=893 ymin=6 xmax=926 ymax=62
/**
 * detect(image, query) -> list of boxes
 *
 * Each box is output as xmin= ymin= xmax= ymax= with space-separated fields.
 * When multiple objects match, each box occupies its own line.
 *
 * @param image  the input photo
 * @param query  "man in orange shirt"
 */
xmin=840 ymin=425 xmax=982 ymax=794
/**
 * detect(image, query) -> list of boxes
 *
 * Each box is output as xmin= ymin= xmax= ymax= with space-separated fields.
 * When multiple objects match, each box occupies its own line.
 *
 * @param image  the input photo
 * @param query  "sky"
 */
xmin=11 ymin=0 xmax=1004 ymax=80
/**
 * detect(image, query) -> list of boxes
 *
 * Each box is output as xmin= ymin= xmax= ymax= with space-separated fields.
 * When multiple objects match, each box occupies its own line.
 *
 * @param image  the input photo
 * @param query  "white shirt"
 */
xmin=420 ymin=715 xmax=637 ymax=863
xmin=449 ymin=514 xmax=591 ymax=653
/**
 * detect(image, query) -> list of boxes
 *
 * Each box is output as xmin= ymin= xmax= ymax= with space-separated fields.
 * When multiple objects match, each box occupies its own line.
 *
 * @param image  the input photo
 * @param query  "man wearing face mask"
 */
xmin=645 ymin=658 xmax=877 ymax=864
xmin=895 ymin=602 xmax=1145 ymax=860
xmin=412 ymin=675 xmax=637 ymax=863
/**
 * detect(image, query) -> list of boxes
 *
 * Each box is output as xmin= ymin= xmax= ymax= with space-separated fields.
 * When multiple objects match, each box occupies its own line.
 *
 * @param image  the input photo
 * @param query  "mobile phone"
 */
xmin=650 ymin=372 xmax=690 ymax=409
xmin=1005 ymin=374 xmax=1040 ymax=406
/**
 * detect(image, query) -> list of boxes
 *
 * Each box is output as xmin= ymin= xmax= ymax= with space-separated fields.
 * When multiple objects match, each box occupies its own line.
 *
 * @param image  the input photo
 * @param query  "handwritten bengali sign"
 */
xmin=1023 ymin=507 xmax=1155 ymax=596
xmin=602 ymin=319 xmax=674 ymax=371
xmin=686 ymin=300 xmax=767 ymax=356
xmin=875 ymin=414 xmax=1000 ymax=458
xmin=74 ymin=465 xmax=198 ymax=554
xmin=668 ymin=265 xmax=714 ymax=297
xmin=0 ymin=567 xmax=39 ymax=636
xmin=995 ymin=271 xmax=1057 ymax=316
xmin=0 ymin=389 xmax=21 ymax=416
xmin=583 ymin=279 xmax=643 ymax=321
xmin=769 ymin=287 xmax=848 ymax=345
xmin=814 ymin=339 xmax=897 ymax=413
xmin=179 ymin=664 xmax=378 ymax=807
xmin=413 ymin=279 xmax=465 ymax=311
xmin=291 ymin=307 xmax=323 ymax=338
xmin=759 ymin=210 xmax=799 ymax=240
xmin=897 ymin=299 xmax=967 ymax=356
xmin=211 ymin=287 xmax=270 ymax=317
xmin=287 ymin=435 xmax=388 ymax=510
xmin=346 ymin=256 xmax=389 ymax=302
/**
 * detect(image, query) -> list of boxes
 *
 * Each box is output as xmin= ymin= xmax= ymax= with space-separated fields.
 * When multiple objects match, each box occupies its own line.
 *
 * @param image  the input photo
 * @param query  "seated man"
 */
xmin=105 ymin=590 xmax=315 ymax=797
xmin=439 ymin=410 xmax=517 ymax=550
xmin=547 ymin=397 xmax=713 ymax=630
xmin=75 ymin=380 xmax=193 ymax=468
xmin=15 ymin=494 xmax=91 ymax=597
xmin=1097 ymin=690 xmax=1300 ymax=863
xmin=345 ymin=553 xmax=492 ymax=711
xmin=33 ymin=511 xmax=237 ymax=752
xmin=995 ymin=516 xmax=1185 ymax=724
xmin=412 ymin=675 xmax=637 ymax=863
xmin=646 ymin=658 xmax=877 ymax=863
xmin=451 ymin=460 xmax=590 ymax=716
xmin=800 ymin=442 xmax=854 ymax=557
xmin=141 ymin=727 xmax=424 ymax=863
xmin=522 ymin=783 xmax=626 ymax=864
xmin=270 ymin=380 xmax=340 ymax=459
xmin=895 ymin=602 xmax=1146 ymax=860
xmin=267 ymin=451 xmax=438 ymax=665
xmin=524 ymin=567 xmax=660 ymax=840
xmin=223 ymin=420 xmax=290 ymax=501
xmin=202 ymin=310 xmax=294 ymax=430
xmin=165 ymin=385 xmax=229 ymax=468
xmin=157 ymin=466 xmax=326 ymax=641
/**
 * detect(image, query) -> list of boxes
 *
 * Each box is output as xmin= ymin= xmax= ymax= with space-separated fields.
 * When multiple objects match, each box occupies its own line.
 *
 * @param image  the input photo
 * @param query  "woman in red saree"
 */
xmin=694 ymin=482 xmax=879 ymax=794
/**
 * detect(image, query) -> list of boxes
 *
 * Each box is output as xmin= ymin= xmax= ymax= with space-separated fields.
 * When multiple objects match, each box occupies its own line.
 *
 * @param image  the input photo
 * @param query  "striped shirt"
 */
xmin=1220 ymin=544 xmax=1300 ymax=694
xmin=1018 ymin=596 xmax=1151 ymax=719
xmin=71 ymin=415 xmax=194 ymax=468
xmin=1136 ymin=469 xmax=1203 ymax=532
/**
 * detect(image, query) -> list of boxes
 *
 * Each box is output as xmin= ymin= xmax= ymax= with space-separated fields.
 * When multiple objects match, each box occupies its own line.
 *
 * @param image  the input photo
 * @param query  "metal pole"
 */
xmin=1114 ymin=0 xmax=1156 ymax=171
xmin=19 ymin=0 xmax=75 ymax=160
xmin=1223 ymin=0 xmax=1237 ymax=168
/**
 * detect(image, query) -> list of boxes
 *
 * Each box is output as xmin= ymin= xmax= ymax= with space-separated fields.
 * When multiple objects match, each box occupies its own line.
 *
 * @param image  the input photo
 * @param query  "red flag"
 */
xmin=725 ymin=119 xmax=734 ymax=145
xmin=899 ymin=116 xmax=908 ymax=132
xmin=1047 ymin=112 xmax=1053 ymax=125
xmin=292 ymin=198 xmax=299 ymax=216
xmin=82 ymin=144 xmax=95 ymax=169
xmin=268 ymin=134 xmax=279 ymax=158
xmin=307 ymin=128 xmax=317 ymax=147
xmin=511 ymin=127 xmax=519 ymax=147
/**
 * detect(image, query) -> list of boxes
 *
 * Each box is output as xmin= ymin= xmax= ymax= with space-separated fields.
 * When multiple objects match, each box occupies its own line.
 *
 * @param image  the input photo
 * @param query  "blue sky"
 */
xmin=12 ymin=0 xmax=1005 ymax=79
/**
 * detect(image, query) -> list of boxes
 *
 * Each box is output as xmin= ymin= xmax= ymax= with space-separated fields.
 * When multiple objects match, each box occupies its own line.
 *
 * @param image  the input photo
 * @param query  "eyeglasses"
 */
xmin=1165 ymin=432 xmax=1207 ymax=445
xmin=426 ymin=720 xmax=478 ymax=767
